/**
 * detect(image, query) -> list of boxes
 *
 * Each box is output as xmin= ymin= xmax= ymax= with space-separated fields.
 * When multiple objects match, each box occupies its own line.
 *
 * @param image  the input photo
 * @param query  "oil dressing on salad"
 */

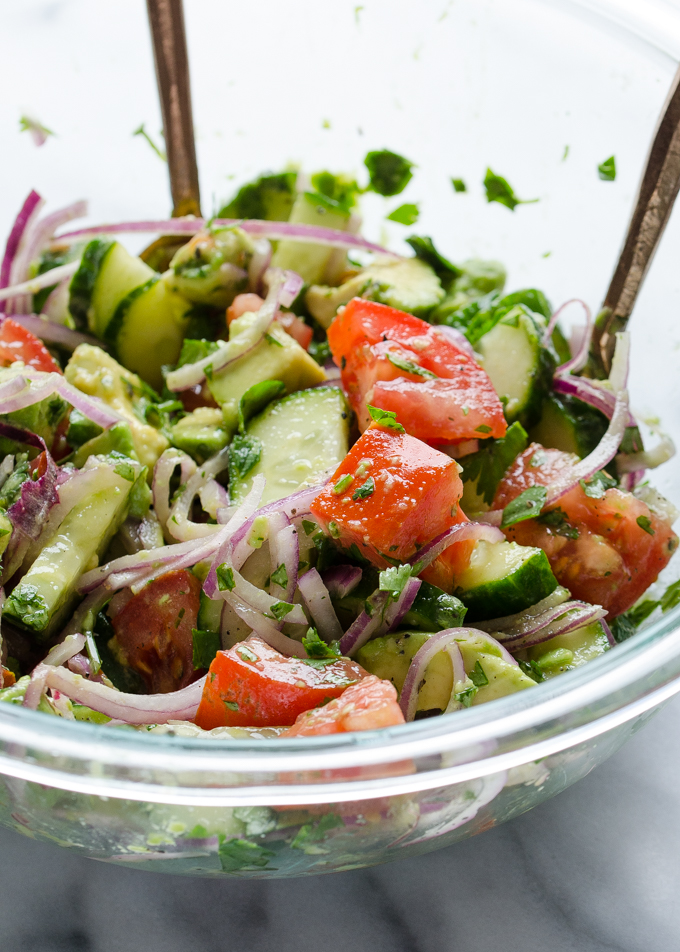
xmin=0 ymin=155 xmax=676 ymax=738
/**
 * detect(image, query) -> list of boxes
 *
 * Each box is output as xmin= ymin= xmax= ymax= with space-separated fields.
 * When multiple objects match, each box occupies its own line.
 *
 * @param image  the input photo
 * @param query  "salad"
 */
xmin=0 ymin=157 xmax=676 ymax=738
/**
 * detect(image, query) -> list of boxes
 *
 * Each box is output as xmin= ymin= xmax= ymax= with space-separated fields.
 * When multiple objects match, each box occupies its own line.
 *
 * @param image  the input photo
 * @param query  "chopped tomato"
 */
xmin=0 ymin=318 xmax=61 ymax=374
xmin=281 ymin=676 xmax=405 ymax=736
xmin=226 ymin=293 xmax=264 ymax=325
xmin=328 ymin=298 xmax=506 ymax=443
xmin=194 ymin=636 xmax=368 ymax=729
xmin=493 ymin=444 xmax=679 ymax=615
xmin=111 ymin=569 xmax=201 ymax=693
xmin=276 ymin=312 xmax=313 ymax=350
xmin=179 ymin=382 xmax=219 ymax=412
xmin=310 ymin=424 xmax=465 ymax=568
xmin=1 ymin=668 xmax=16 ymax=688
xmin=419 ymin=509 xmax=479 ymax=593
xmin=28 ymin=450 xmax=48 ymax=479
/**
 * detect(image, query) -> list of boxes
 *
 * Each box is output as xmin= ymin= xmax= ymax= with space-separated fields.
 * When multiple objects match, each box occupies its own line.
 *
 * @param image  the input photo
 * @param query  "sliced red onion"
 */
xmin=495 ymin=602 xmax=607 ymax=651
xmin=617 ymin=433 xmax=676 ymax=474
xmin=297 ymin=568 xmax=343 ymax=643
xmin=201 ymin=475 xmax=266 ymax=598
xmin=322 ymin=565 xmax=362 ymax=599
xmin=166 ymin=448 xmax=230 ymax=542
xmin=0 ymin=260 xmax=80 ymax=303
xmin=473 ymin=509 xmax=503 ymax=527
xmin=219 ymin=562 xmax=306 ymax=625
xmin=543 ymin=299 xmax=592 ymax=374
xmin=407 ymin=521 xmax=505 ymax=574
xmin=248 ymin=238 xmax=272 ymax=294
xmin=268 ymin=514 xmax=298 ymax=604
xmin=51 ymin=377 xmax=124 ymax=428
xmin=0 ymin=190 xmax=43 ymax=290
xmin=56 ymin=217 xmax=398 ymax=258
xmin=225 ymin=596 xmax=307 ymax=658
xmin=61 ymin=582 xmax=115 ymax=638
xmin=544 ymin=389 xmax=629 ymax=506
xmin=16 ymin=200 xmax=88 ymax=286
xmin=0 ymin=374 xmax=29 ymax=401
xmin=26 ymin=664 xmax=206 ymax=723
xmin=0 ymin=370 xmax=122 ymax=429
xmin=43 ymin=633 xmax=86 ymax=667
xmin=339 ymin=576 xmax=422 ymax=657
xmin=553 ymin=374 xmax=619 ymax=419
xmin=10 ymin=315 xmax=100 ymax=351
xmin=40 ymin=277 xmax=72 ymax=323
xmin=473 ymin=586 xmax=571 ymax=635
xmin=2 ymin=442 xmax=59 ymax=583
xmin=399 ymin=628 xmax=469 ymax=722
xmin=165 ymin=269 xmax=298 ymax=391
xmin=198 ymin=479 xmax=229 ymax=520
xmin=0 ymin=587 xmax=5 ymax=688
xmin=601 ymin=619 xmax=616 ymax=648
xmin=432 ymin=325 xmax=476 ymax=361
xmin=383 ymin=576 xmax=421 ymax=631
xmin=152 ymin=448 xmax=198 ymax=538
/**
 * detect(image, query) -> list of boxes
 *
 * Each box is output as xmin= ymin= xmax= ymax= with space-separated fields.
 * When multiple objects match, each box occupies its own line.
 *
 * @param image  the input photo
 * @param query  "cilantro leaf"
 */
xmin=133 ymin=122 xmax=166 ymax=161
xmin=387 ymin=203 xmax=419 ymax=225
xmin=291 ymin=813 xmax=344 ymax=853
xmin=216 ymin=564 xmax=235 ymax=592
xmin=660 ymin=579 xmax=680 ymax=613
xmin=176 ymin=338 xmax=220 ymax=368
xmin=364 ymin=149 xmax=414 ymax=196
xmin=228 ymin=434 xmax=262 ymax=481
xmin=4 ymin=584 xmax=49 ymax=632
xmin=455 ymin=685 xmax=477 ymax=707
xmin=484 ymin=168 xmax=538 ymax=211
xmin=192 ymin=628 xmax=221 ymax=669
xmin=405 ymin=235 xmax=462 ymax=286
xmin=518 ymin=659 xmax=545 ymax=682
xmin=302 ymin=519 xmax=318 ymax=536
xmin=459 ymin=422 xmax=528 ymax=506
xmin=598 ymin=155 xmax=616 ymax=181
xmin=303 ymin=627 xmax=341 ymax=659
xmin=536 ymin=507 xmax=579 ymax=539
xmin=451 ymin=178 xmax=467 ymax=193
xmin=352 ymin=477 xmax=375 ymax=501
xmin=270 ymin=601 xmax=294 ymax=621
xmin=270 ymin=563 xmax=289 ymax=589
xmin=386 ymin=351 xmax=437 ymax=378
xmin=501 ymin=486 xmax=547 ymax=528
xmin=636 ymin=515 xmax=655 ymax=536
xmin=218 ymin=838 xmax=276 ymax=873
xmin=367 ymin=405 xmax=405 ymax=433
xmin=580 ymin=470 xmax=617 ymax=499
xmin=379 ymin=564 xmax=412 ymax=599
xmin=469 ymin=660 xmax=489 ymax=687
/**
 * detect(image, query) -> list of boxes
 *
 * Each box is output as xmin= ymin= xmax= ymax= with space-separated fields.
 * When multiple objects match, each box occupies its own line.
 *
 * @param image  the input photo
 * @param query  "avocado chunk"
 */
xmin=526 ymin=620 xmax=610 ymax=678
xmin=65 ymin=344 xmax=169 ymax=472
xmin=170 ymin=407 xmax=234 ymax=463
xmin=229 ymin=387 xmax=350 ymax=506
xmin=306 ymin=257 xmax=444 ymax=328
xmin=207 ymin=314 xmax=326 ymax=416
xmin=165 ymin=226 xmax=254 ymax=308
xmin=72 ymin=420 xmax=139 ymax=469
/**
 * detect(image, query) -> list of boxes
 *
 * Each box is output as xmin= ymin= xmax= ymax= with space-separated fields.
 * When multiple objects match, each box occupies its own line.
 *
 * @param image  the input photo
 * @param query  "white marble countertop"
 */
xmin=0 ymin=696 xmax=678 ymax=952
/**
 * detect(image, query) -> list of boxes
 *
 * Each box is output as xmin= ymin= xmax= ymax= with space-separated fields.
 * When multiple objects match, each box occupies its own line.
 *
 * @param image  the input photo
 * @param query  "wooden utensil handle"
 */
xmin=146 ymin=0 xmax=201 ymax=218
xmin=594 ymin=62 xmax=680 ymax=376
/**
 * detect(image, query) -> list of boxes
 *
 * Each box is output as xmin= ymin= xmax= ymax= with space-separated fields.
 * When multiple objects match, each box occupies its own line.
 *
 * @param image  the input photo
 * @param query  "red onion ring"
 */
xmin=268 ymin=515 xmax=298 ymax=605
xmin=399 ymin=628 xmax=467 ymax=722
xmin=297 ymin=568 xmax=343 ymax=643
xmin=543 ymin=299 xmax=592 ymax=374
xmin=225 ymin=597 xmax=307 ymax=658
xmin=0 ymin=260 xmax=80 ymax=304
xmin=322 ymin=565 xmax=363 ymax=599
xmin=10 ymin=314 xmax=101 ymax=351
xmin=339 ymin=576 xmax=422 ymax=657
xmin=1 ymin=191 xmax=43 ymax=290
xmin=407 ymin=522 xmax=504 ymax=574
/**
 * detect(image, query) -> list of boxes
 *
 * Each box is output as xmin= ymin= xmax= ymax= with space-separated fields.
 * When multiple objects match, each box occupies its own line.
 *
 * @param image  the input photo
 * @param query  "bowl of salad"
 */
xmin=0 ymin=0 xmax=679 ymax=877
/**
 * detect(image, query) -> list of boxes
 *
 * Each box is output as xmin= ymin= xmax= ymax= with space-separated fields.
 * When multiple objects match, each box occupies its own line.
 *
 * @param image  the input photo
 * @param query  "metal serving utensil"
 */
xmin=591 ymin=62 xmax=680 ymax=378
xmin=140 ymin=0 xmax=201 ymax=270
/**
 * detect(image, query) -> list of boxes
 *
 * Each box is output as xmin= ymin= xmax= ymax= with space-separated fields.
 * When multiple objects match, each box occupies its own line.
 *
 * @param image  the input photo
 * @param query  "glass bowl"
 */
xmin=1 ymin=0 xmax=680 ymax=877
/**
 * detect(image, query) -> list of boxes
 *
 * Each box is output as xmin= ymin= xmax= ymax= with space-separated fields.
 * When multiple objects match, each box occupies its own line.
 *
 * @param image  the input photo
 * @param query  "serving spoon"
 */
xmin=140 ymin=0 xmax=201 ymax=270
xmin=591 ymin=61 xmax=680 ymax=378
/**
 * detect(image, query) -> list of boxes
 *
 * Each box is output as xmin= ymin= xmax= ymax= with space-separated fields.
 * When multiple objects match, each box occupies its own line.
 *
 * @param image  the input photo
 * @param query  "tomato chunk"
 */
xmin=0 ymin=318 xmax=61 ymax=374
xmin=194 ymin=636 xmax=368 ymax=729
xmin=111 ymin=569 xmax=201 ymax=693
xmin=493 ymin=444 xmax=679 ymax=616
xmin=281 ymin=676 xmax=405 ymax=736
xmin=310 ymin=424 xmax=465 ymax=568
xmin=328 ymin=298 xmax=506 ymax=443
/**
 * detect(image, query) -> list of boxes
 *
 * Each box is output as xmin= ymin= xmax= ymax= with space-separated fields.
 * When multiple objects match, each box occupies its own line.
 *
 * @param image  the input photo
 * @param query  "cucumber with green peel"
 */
xmin=197 ymin=590 xmax=223 ymax=635
xmin=69 ymin=240 xmax=155 ymax=335
xmin=306 ymin=257 xmax=445 ymax=328
xmin=71 ymin=420 xmax=139 ymax=469
xmin=401 ymin=581 xmax=467 ymax=632
xmin=453 ymin=539 xmax=558 ymax=620
xmin=207 ymin=318 xmax=326 ymax=417
xmin=529 ymin=393 xmax=608 ymax=459
xmin=270 ymin=192 xmax=351 ymax=285
xmin=526 ymin=620 xmax=610 ymax=678
xmin=4 ymin=458 xmax=139 ymax=639
xmin=229 ymin=387 xmax=350 ymax=507
xmin=105 ymin=276 xmax=191 ymax=391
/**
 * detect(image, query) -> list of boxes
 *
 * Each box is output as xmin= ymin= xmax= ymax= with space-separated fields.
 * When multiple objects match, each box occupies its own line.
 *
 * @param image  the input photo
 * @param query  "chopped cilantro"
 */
xmin=218 ymin=838 xmax=276 ymax=873
xmin=598 ymin=155 xmax=616 ymax=181
xmin=0 ymin=457 xmax=30 ymax=510
xmin=451 ymin=178 xmax=467 ymax=193
xmin=19 ymin=114 xmax=55 ymax=144
xmin=333 ymin=474 xmax=354 ymax=495
xmin=518 ymin=659 xmax=545 ymax=682
xmin=660 ymin=579 xmax=680 ymax=613
xmin=291 ymin=813 xmax=344 ymax=852
xmin=386 ymin=352 xmax=437 ymax=378
xmin=387 ymin=203 xmax=419 ymax=225
xmin=352 ymin=477 xmax=375 ymax=501
xmin=364 ymin=149 xmax=414 ymax=196
xmin=309 ymin=338 xmax=331 ymax=365
xmin=328 ymin=521 xmax=340 ymax=539
xmin=133 ymin=122 xmax=166 ymax=161
xmin=4 ymin=584 xmax=49 ymax=632
xmin=236 ymin=645 xmax=259 ymax=663
xmin=270 ymin=601 xmax=294 ymax=621
xmin=228 ymin=434 xmax=262 ymax=481
xmin=192 ymin=628 xmax=221 ymax=669
xmin=224 ymin=701 xmax=239 ymax=711
xmin=501 ymin=486 xmax=547 ymax=528
xmin=238 ymin=379 xmax=285 ymax=433
xmin=469 ymin=660 xmax=489 ymax=688
xmin=176 ymin=338 xmax=220 ymax=368
xmin=113 ymin=459 xmax=137 ymax=482
xmin=405 ymin=235 xmax=461 ymax=285
xmin=379 ymin=564 xmax=412 ymax=599
xmin=475 ymin=424 xmax=492 ymax=435
xmin=537 ymin=507 xmax=579 ymax=539
xmin=367 ymin=404 xmax=405 ymax=433
xmin=484 ymin=168 xmax=538 ymax=211
xmin=270 ymin=563 xmax=289 ymax=589
xmin=303 ymin=627 xmax=341 ymax=659
xmin=302 ymin=519 xmax=318 ymax=536
xmin=637 ymin=515 xmax=655 ymax=536
xmin=455 ymin=685 xmax=477 ymax=707
xmin=459 ymin=422 xmax=528 ymax=506
xmin=580 ymin=470 xmax=617 ymax=499
xmin=216 ymin=564 xmax=235 ymax=592
xmin=264 ymin=332 xmax=283 ymax=347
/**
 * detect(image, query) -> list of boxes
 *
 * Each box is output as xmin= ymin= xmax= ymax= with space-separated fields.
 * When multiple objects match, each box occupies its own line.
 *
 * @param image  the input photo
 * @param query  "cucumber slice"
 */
xmin=526 ymin=620 xmax=610 ymax=678
xmin=197 ymin=590 xmax=223 ymax=634
xmin=477 ymin=306 xmax=554 ymax=428
xmin=454 ymin=539 xmax=558 ymax=620
xmin=333 ymin=574 xmax=467 ymax=633
xmin=69 ymin=240 xmax=155 ymax=335
xmin=207 ymin=320 xmax=326 ymax=413
xmin=4 ymin=459 xmax=136 ymax=639
xmin=306 ymin=257 xmax=444 ymax=328
xmin=529 ymin=393 xmax=608 ymax=459
xmin=106 ymin=276 xmax=191 ymax=391
xmin=270 ymin=192 xmax=350 ymax=285
xmin=230 ymin=387 xmax=350 ymax=506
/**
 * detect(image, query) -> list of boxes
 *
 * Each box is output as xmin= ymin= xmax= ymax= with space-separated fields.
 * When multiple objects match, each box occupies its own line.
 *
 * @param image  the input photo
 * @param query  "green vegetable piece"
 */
xmin=72 ymin=421 xmax=139 ymax=469
xmin=192 ymin=628 xmax=221 ymax=670
xmin=405 ymin=235 xmax=462 ymax=287
xmin=536 ymin=507 xmax=579 ymax=539
xmin=364 ymin=149 xmax=414 ymax=196
xmin=0 ymin=456 xmax=29 ymax=510
xmin=518 ymin=659 xmax=545 ymax=682
xmin=310 ymin=170 xmax=360 ymax=213
xmin=218 ymin=171 xmax=298 ymax=221
xmin=4 ymin=584 xmax=50 ymax=632
xmin=352 ymin=477 xmax=375 ymax=501
xmin=367 ymin=404 xmax=405 ymax=433
xmin=238 ymin=379 xmax=286 ymax=433
xmin=176 ymin=338 xmax=221 ymax=369
xmin=386 ymin=351 xmax=436 ymax=378
xmin=484 ymin=168 xmax=538 ymax=211
xmin=218 ymin=838 xmax=276 ymax=873
xmin=302 ymin=519 xmax=318 ymax=536
xmin=270 ymin=563 xmax=288 ymax=589
xmin=451 ymin=178 xmax=467 ymax=193
xmin=333 ymin=474 xmax=354 ymax=495
xmin=660 ymin=579 xmax=680 ymax=613
xmin=270 ymin=601 xmax=294 ymax=621
xmin=598 ymin=156 xmax=616 ymax=181
xmin=469 ymin=660 xmax=489 ymax=687
xmin=501 ymin=486 xmax=548 ymax=528
xmin=20 ymin=114 xmax=55 ymax=141
xmin=308 ymin=339 xmax=331 ymax=366
xmin=66 ymin=409 xmax=103 ymax=449
xmin=460 ymin=421 xmax=528 ymax=507
xmin=133 ymin=123 xmax=166 ymax=161
xmin=455 ymin=685 xmax=477 ymax=707
xmin=636 ymin=515 xmax=655 ymax=536
xmin=303 ymin=627 xmax=341 ymax=659
xmin=580 ymin=470 xmax=617 ymax=498
xmin=228 ymin=434 xmax=262 ymax=482
xmin=387 ymin=203 xmax=419 ymax=225
xmin=216 ymin=564 xmax=235 ymax=592
xmin=379 ymin=564 xmax=413 ymax=599
xmin=291 ymin=813 xmax=344 ymax=852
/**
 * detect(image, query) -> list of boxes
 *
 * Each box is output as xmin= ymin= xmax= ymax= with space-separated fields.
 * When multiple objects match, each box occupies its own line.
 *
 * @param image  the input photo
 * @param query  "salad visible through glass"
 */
xmin=0 ymin=155 xmax=676 ymax=739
